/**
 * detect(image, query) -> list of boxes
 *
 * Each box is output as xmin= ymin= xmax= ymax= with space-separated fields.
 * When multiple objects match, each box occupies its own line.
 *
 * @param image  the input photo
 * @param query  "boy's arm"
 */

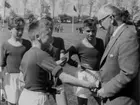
xmin=59 ymin=38 xmax=65 ymax=51
xmin=60 ymin=38 xmax=66 ymax=60
xmin=37 ymin=58 xmax=63 ymax=77
xmin=42 ymin=43 xmax=60 ymax=61
xmin=59 ymin=72 xmax=99 ymax=89
xmin=0 ymin=67 xmax=3 ymax=79
xmin=37 ymin=56 xmax=98 ymax=89
xmin=66 ymin=46 xmax=78 ymax=67
xmin=0 ymin=43 xmax=7 ymax=68
xmin=49 ymin=45 xmax=60 ymax=61
xmin=0 ymin=43 xmax=7 ymax=79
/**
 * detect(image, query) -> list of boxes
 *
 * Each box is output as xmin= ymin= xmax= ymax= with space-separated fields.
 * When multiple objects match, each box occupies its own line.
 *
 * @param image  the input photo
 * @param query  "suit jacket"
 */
xmin=104 ymin=24 xmax=115 ymax=47
xmin=99 ymin=24 xmax=140 ymax=105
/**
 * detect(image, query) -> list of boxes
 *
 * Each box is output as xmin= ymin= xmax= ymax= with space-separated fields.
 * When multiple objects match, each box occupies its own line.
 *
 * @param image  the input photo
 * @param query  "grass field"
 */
xmin=0 ymin=23 xmax=104 ymax=105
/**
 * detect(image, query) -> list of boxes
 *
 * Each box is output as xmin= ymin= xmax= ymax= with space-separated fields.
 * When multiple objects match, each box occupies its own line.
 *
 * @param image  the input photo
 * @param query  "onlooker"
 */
xmin=41 ymin=16 xmax=65 ymax=61
xmin=40 ymin=16 xmax=66 ymax=104
xmin=60 ymin=25 xmax=63 ymax=32
xmin=18 ymin=18 xmax=99 ymax=105
xmin=0 ymin=16 xmax=31 ymax=105
xmin=96 ymin=4 xmax=139 ymax=105
xmin=66 ymin=18 xmax=104 ymax=105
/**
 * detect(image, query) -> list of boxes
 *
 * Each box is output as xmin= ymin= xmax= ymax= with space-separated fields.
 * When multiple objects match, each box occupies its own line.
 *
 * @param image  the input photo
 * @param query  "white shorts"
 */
xmin=3 ymin=73 xmax=21 ymax=104
xmin=18 ymin=72 xmax=25 ymax=91
xmin=75 ymin=70 xmax=100 ymax=98
xmin=19 ymin=89 xmax=49 ymax=105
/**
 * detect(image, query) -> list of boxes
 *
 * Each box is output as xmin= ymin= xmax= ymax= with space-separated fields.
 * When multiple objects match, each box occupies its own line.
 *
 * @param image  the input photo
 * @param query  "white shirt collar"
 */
xmin=112 ymin=23 xmax=125 ymax=37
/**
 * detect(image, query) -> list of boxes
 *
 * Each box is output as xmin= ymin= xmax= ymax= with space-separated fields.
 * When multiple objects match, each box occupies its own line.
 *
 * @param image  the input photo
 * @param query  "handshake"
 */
xmin=90 ymin=80 xmax=102 ymax=96
xmin=55 ymin=51 xmax=103 ymax=98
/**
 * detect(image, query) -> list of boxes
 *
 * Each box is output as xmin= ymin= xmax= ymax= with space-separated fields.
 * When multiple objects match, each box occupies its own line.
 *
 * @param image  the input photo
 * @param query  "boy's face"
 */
xmin=11 ymin=27 xmax=24 ymax=40
xmin=39 ymin=26 xmax=53 ymax=45
xmin=83 ymin=26 xmax=97 ymax=41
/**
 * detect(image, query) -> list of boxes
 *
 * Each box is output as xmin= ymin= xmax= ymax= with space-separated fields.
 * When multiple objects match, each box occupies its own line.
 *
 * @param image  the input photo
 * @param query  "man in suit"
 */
xmin=96 ymin=4 xmax=139 ymax=105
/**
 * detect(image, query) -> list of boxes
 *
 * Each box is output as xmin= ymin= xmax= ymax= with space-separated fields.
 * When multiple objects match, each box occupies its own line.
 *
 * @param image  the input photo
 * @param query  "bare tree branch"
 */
xmin=88 ymin=0 xmax=94 ymax=17
xmin=59 ymin=0 xmax=71 ymax=14
xmin=49 ymin=0 xmax=58 ymax=18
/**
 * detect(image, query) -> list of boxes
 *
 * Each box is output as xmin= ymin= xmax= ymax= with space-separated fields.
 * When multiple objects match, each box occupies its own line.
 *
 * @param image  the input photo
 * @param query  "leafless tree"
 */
xmin=75 ymin=0 xmax=84 ymax=19
xmin=115 ymin=0 xmax=123 ymax=7
xmin=40 ymin=0 xmax=50 ymax=16
xmin=88 ymin=0 xmax=96 ymax=17
xmin=104 ymin=0 xmax=108 ymax=4
xmin=128 ymin=0 xmax=139 ymax=16
xmin=49 ymin=0 xmax=58 ymax=18
xmin=22 ymin=0 xmax=28 ymax=15
xmin=59 ymin=0 xmax=71 ymax=14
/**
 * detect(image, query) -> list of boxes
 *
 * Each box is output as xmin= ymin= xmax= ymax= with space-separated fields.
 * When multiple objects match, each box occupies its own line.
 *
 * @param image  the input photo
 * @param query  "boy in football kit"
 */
xmin=18 ymin=18 xmax=99 ymax=105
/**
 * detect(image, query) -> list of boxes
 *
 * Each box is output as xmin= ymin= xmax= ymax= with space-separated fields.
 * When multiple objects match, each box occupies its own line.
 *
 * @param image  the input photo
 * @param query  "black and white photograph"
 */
xmin=0 ymin=0 xmax=139 ymax=105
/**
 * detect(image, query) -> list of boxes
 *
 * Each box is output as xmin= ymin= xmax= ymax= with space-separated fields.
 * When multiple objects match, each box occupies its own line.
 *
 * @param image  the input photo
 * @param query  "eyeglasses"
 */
xmin=98 ymin=15 xmax=110 ymax=24
xmin=98 ymin=15 xmax=111 ymax=30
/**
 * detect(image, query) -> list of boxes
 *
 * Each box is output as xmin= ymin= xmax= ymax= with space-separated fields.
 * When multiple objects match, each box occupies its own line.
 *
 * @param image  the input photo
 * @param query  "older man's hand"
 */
xmin=97 ymin=88 xmax=107 ymax=99
xmin=90 ymin=80 xmax=101 ymax=96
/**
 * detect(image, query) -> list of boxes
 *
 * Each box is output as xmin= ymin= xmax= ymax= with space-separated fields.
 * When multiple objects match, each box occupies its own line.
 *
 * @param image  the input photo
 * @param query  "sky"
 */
xmin=1 ymin=0 xmax=139 ymax=18
xmin=50 ymin=0 xmax=89 ymax=16
xmin=0 ymin=0 xmax=92 ymax=18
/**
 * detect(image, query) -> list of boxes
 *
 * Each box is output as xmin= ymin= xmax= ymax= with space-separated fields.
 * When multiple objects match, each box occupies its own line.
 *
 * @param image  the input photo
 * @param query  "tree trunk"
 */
xmin=89 ymin=3 xmax=93 ymax=17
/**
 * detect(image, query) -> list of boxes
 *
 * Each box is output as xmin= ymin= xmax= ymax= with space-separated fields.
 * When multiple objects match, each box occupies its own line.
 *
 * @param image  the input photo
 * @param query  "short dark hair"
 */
xmin=41 ymin=16 xmax=53 ymax=30
xmin=8 ymin=16 xmax=25 ymax=30
xmin=28 ymin=20 xmax=39 ymax=41
xmin=28 ymin=17 xmax=53 ymax=41
xmin=83 ymin=17 xmax=98 ymax=29
xmin=28 ymin=20 xmax=39 ymax=32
